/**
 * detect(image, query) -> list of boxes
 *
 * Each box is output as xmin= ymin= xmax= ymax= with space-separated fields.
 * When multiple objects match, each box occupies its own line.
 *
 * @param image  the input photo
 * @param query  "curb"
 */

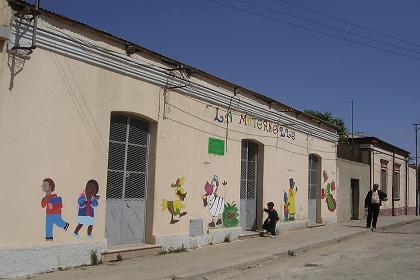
xmin=173 ymin=218 xmax=420 ymax=280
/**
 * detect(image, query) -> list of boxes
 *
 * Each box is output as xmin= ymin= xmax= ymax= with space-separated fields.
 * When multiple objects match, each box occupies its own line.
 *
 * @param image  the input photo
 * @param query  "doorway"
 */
xmin=351 ymin=179 xmax=359 ymax=219
xmin=240 ymin=140 xmax=261 ymax=231
xmin=105 ymin=113 xmax=150 ymax=245
xmin=308 ymin=154 xmax=321 ymax=225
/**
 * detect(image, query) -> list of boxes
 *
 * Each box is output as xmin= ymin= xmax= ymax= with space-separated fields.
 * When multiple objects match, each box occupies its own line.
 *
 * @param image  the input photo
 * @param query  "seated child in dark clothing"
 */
xmin=262 ymin=202 xmax=279 ymax=237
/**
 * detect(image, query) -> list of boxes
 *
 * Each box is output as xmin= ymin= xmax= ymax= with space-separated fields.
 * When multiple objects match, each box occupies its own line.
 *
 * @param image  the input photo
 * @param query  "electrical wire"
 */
xmin=234 ymin=0 xmax=420 ymax=55
xmin=273 ymin=0 xmax=420 ymax=49
xmin=166 ymin=102 xmax=337 ymax=154
xmin=13 ymin=18 xmax=341 ymax=144
xmin=14 ymin=17 xmax=341 ymax=147
xmin=205 ymin=0 xmax=420 ymax=61
xmin=173 ymin=97 xmax=337 ymax=150
xmin=171 ymin=92 xmax=337 ymax=149
xmin=165 ymin=116 xmax=337 ymax=160
xmin=14 ymin=19 xmax=173 ymax=73
xmin=51 ymin=53 xmax=108 ymax=166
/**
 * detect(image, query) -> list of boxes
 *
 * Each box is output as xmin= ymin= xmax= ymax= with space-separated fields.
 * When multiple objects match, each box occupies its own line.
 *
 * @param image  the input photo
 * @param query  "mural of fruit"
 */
xmin=323 ymin=170 xmax=328 ymax=183
xmin=222 ymin=202 xmax=239 ymax=228
xmin=321 ymin=170 xmax=337 ymax=212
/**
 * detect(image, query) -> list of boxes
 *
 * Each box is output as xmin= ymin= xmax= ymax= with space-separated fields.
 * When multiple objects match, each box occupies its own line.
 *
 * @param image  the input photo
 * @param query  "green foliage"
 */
xmin=304 ymin=109 xmax=348 ymax=143
xmin=159 ymin=244 xmax=188 ymax=255
xmin=90 ymin=250 xmax=100 ymax=265
xmin=222 ymin=202 xmax=239 ymax=228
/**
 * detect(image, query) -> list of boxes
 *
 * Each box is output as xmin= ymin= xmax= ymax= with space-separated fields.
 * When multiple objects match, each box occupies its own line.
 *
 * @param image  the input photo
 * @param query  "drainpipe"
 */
xmin=392 ymin=151 xmax=395 ymax=216
xmin=368 ymin=148 xmax=372 ymax=191
xmin=371 ymin=148 xmax=374 ymax=189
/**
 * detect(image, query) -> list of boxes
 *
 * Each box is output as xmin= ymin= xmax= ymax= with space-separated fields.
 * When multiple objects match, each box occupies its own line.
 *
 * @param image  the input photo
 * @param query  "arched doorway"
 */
xmin=240 ymin=140 xmax=264 ymax=231
xmin=308 ymin=154 xmax=322 ymax=224
xmin=105 ymin=113 xmax=150 ymax=245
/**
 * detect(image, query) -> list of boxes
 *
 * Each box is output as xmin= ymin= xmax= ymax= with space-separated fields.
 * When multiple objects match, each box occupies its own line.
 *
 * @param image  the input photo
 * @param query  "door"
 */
xmin=308 ymin=154 xmax=321 ymax=225
xmin=351 ymin=179 xmax=359 ymax=219
xmin=240 ymin=140 xmax=258 ymax=231
xmin=105 ymin=114 xmax=149 ymax=245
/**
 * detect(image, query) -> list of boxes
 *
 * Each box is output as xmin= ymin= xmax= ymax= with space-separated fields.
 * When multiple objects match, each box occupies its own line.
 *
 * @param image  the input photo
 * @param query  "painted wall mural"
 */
xmin=213 ymin=108 xmax=296 ymax=140
xmin=202 ymin=175 xmax=239 ymax=228
xmin=222 ymin=201 xmax=239 ymax=228
xmin=73 ymin=179 xmax=100 ymax=239
xmin=283 ymin=178 xmax=298 ymax=221
xmin=208 ymin=137 xmax=225 ymax=156
xmin=321 ymin=171 xmax=336 ymax=212
xmin=161 ymin=176 xmax=188 ymax=224
xmin=41 ymin=178 xmax=69 ymax=241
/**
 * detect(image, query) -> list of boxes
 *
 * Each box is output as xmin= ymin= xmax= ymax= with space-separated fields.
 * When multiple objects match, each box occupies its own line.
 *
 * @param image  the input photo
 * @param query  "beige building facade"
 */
xmin=0 ymin=1 xmax=339 ymax=277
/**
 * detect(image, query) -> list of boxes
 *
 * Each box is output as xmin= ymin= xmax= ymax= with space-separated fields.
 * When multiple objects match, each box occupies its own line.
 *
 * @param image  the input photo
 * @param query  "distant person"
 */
xmin=364 ymin=183 xmax=387 ymax=230
xmin=262 ymin=202 xmax=279 ymax=237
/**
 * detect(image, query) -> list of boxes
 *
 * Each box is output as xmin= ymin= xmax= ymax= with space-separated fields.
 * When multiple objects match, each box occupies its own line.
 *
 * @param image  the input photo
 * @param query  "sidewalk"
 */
xmin=18 ymin=215 xmax=420 ymax=280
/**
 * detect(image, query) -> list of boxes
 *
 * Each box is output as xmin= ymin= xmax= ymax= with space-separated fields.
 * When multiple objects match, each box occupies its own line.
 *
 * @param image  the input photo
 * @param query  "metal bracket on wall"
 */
xmin=9 ymin=0 xmax=40 ymax=55
xmin=162 ymin=66 xmax=191 ymax=120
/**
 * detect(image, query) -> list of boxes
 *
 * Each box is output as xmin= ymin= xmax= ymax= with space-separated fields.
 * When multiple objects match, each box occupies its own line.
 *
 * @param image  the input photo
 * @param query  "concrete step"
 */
xmin=307 ymin=223 xmax=326 ymax=228
xmin=102 ymin=243 xmax=162 ymax=262
xmin=239 ymin=231 xmax=261 ymax=240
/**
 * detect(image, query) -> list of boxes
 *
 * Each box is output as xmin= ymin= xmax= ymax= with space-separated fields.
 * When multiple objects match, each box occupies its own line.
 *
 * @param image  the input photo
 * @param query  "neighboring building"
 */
xmin=0 ymin=1 xmax=339 ymax=277
xmin=408 ymin=164 xmax=418 ymax=216
xmin=336 ymin=158 xmax=370 ymax=222
xmin=338 ymin=136 xmax=416 ymax=220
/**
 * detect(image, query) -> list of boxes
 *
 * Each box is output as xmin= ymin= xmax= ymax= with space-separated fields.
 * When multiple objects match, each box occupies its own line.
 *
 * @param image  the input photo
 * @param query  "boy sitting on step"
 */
xmin=262 ymin=202 xmax=279 ymax=238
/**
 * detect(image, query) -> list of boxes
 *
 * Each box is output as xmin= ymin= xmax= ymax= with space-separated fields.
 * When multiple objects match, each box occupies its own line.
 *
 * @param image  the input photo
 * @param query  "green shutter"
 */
xmin=208 ymin=138 xmax=225 ymax=155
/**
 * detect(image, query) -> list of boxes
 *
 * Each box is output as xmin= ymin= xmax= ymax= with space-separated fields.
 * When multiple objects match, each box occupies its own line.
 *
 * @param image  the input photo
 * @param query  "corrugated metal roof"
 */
xmin=8 ymin=0 xmax=338 ymax=132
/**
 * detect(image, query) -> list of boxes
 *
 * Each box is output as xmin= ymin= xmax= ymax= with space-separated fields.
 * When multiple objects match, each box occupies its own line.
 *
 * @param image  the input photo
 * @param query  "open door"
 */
xmin=240 ymin=140 xmax=263 ymax=231
xmin=351 ymin=179 xmax=359 ymax=219
xmin=308 ymin=154 xmax=321 ymax=225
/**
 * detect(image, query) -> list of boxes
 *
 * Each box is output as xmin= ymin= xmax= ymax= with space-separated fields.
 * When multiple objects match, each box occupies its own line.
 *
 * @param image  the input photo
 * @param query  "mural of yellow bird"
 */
xmin=161 ymin=176 xmax=187 ymax=224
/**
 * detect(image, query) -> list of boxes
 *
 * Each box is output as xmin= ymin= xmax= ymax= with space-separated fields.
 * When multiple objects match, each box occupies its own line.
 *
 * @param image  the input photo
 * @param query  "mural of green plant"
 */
xmin=222 ymin=202 xmax=239 ymax=228
xmin=321 ymin=171 xmax=336 ymax=212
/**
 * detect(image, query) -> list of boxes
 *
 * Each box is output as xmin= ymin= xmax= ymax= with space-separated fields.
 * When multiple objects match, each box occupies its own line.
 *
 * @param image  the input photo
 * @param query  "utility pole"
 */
xmin=414 ymin=124 xmax=420 ymax=216
xmin=351 ymin=100 xmax=354 ymax=143
xmin=392 ymin=151 xmax=395 ymax=216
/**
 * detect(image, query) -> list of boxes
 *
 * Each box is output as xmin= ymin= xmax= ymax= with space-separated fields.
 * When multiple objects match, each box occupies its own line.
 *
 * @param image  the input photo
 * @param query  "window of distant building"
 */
xmin=380 ymin=159 xmax=388 ymax=193
xmin=393 ymin=164 xmax=401 ymax=200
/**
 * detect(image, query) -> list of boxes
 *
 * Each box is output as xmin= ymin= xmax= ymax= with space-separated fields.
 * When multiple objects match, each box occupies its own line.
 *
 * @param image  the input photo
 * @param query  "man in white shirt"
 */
xmin=364 ymin=184 xmax=387 ymax=229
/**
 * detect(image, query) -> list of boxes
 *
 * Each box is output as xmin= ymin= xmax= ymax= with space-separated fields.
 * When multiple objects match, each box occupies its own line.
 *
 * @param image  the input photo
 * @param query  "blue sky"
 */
xmin=29 ymin=0 xmax=420 ymax=158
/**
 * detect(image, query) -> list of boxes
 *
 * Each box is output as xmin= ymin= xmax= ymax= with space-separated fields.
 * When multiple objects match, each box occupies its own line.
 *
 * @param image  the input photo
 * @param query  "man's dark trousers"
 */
xmin=367 ymin=203 xmax=380 ymax=228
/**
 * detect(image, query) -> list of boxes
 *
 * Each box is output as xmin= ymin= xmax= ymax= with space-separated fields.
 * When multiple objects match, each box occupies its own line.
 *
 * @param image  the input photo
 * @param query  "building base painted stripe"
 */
xmin=380 ymin=207 xmax=416 ymax=216
xmin=0 ymin=240 xmax=106 ymax=278
xmin=155 ymin=227 xmax=242 ymax=251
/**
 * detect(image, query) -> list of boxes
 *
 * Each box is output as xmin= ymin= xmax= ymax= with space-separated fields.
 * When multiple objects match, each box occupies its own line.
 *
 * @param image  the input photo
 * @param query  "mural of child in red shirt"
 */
xmin=73 ymin=179 xmax=100 ymax=239
xmin=41 ymin=178 xmax=69 ymax=241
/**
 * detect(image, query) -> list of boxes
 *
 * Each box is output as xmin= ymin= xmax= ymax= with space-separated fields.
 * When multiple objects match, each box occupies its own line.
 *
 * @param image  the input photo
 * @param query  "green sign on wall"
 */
xmin=208 ymin=137 xmax=225 ymax=155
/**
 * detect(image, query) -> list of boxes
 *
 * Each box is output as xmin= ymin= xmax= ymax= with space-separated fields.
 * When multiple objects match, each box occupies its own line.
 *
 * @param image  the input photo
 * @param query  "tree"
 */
xmin=304 ymin=109 xmax=348 ymax=143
